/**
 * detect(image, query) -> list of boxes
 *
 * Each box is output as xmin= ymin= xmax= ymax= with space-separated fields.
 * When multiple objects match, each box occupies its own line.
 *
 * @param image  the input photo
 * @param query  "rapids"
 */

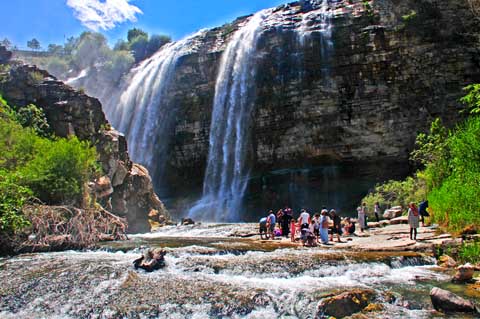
xmin=0 ymin=224 xmax=476 ymax=318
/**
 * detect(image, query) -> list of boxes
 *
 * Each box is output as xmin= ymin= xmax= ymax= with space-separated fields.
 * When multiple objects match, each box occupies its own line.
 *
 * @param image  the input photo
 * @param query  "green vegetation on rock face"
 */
xmin=363 ymin=85 xmax=480 ymax=234
xmin=0 ymin=96 xmax=98 ymax=233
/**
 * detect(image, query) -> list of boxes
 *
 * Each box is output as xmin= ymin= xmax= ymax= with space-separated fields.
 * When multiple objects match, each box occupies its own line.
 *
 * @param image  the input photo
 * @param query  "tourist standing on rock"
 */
xmin=259 ymin=216 xmax=268 ymax=239
xmin=319 ymin=209 xmax=330 ymax=244
xmin=312 ymin=213 xmax=321 ymax=242
xmin=418 ymin=200 xmax=429 ymax=227
xmin=357 ymin=206 xmax=365 ymax=233
xmin=282 ymin=205 xmax=293 ymax=238
xmin=408 ymin=202 xmax=420 ymax=240
xmin=329 ymin=209 xmax=344 ymax=242
xmin=298 ymin=208 xmax=311 ymax=229
xmin=362 ymin=203 xmax=368 ymax=228
xmin=374 ymin=202 xmax=380 ymax=223
xmin=290 ymin=218 xmax=297 ymax=242
xmin=267 ymin=210 xmax=276 ymax=240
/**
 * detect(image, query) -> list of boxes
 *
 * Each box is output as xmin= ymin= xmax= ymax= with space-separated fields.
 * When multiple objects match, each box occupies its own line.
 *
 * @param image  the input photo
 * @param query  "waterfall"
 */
xmin=105 ymin=31 xmax=204 ymax=184
xmin=298 ymin=0 xmax=334 ymax=83
xmin=188 ymin=10 xmax=270 ymax=222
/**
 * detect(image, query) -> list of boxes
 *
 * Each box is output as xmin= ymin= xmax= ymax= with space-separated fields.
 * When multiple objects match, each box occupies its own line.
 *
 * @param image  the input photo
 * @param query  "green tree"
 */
xmin=27 ymin=38 xmax=41 ymax=51
xmin=64 ymin=36 xmax=78 ymax=55
xmin=72 ymin=32 xmax=109 ymax=69
xmin=47 ymin=43 xmax=64 ymax=55
xmin=127 ymin=28 xmax=148 ymax=42
xmin=113 ymin=39 xmax=129 ymax=51
xmin=147 ymin=34 xmax=171 ymax=56
xmin=0 ymin=38 xmax=11 ymax=49
xmin=130 ymin=34 xmax=149 ymax=62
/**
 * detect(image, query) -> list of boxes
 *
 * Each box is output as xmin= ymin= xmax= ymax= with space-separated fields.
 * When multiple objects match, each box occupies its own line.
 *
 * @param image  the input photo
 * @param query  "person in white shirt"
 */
xmin=297 ymin=209 xmax=311 ymax=229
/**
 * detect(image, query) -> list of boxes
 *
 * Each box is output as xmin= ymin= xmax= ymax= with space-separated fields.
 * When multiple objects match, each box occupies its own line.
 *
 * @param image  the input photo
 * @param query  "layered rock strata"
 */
xmin=144 ymin=0 xmax=480 ymax=189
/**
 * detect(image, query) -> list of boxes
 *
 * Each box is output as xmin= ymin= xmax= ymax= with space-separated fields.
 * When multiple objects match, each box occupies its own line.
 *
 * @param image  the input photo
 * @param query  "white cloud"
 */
xmin=67 ymin=0 xmax=143 ymax=31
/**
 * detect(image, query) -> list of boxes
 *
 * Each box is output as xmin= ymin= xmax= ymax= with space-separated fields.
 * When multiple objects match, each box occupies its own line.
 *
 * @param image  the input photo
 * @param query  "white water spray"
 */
xmin=188 ymin=11 xmax=270 ymax=222
xmin=105 ymin=31 xmax=205 ymax=182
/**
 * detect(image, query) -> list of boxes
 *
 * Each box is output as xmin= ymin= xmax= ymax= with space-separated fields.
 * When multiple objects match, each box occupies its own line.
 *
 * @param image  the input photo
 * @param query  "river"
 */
xmin=0 ymin=224 xmax=476 ymax=318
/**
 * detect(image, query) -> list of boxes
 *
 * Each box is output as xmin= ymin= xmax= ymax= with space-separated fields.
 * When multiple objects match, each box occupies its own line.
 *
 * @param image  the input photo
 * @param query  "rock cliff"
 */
xmin=0 ymin=59 xmax=168 ymax=233
xmin=18 ymin=0 xmax=480 ymax=218
xmin=158 ymin=0 xmax=480 ymax=189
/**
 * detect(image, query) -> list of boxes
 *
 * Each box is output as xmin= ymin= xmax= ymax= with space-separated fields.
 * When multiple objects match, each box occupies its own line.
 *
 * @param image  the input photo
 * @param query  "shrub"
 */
xmin=15 ymin=103 xmax=51 ymax=137
xmin=362 ymin=175 xmax=426 ymax=210
xmin=20 ymin=136 xmax=98 ymax=204
xmin=0 ymin=97 xmax=98 ymax=206
xmin=428 ymin=116 xmax=480 ymax=233
xmin=458 ymin=241 xmax=480 ymax=264
xmin=0 ymin=170 xmax=32 ymax=233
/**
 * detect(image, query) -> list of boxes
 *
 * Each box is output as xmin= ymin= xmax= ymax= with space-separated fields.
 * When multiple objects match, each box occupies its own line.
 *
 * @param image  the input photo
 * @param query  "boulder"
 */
xmin=133 ymin=248 xmax=166 ymax=272
xmin=438 ymin=255 xmax=457 ymax=268
xmin=182 ymin=218 xmax=195 ymax=225
xmin=430 ymin=287 xmax=477 ymax=313
xmin=452 ymin=263 xmax=475 ymax=283
xmin=383 ymin=206 xmax=403 ymax=219
xmin=389 ymin=216 xmax=409 ymax=225
xmin=316 ymin=289 xmax=375 ymax=318
xmin=95 ymin=176 xmax=113 ymax=198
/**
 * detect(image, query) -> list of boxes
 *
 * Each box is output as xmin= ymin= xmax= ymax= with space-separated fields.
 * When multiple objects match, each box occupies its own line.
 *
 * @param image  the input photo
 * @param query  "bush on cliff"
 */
xmin=0 ymin=96 xmax=98 ymax=233
xmin=362 ymin=85 xmax=480 ymax=234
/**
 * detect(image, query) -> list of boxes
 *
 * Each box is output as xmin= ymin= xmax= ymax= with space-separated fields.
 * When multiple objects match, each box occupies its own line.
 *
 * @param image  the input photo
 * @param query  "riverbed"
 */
xmin=0 ymin=223 xmax=477 ymax=318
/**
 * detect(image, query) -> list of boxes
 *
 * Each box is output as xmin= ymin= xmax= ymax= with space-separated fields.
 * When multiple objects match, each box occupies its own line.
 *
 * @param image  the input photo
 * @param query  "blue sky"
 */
xmin=2 ymin=0 xmax=287 ymax=49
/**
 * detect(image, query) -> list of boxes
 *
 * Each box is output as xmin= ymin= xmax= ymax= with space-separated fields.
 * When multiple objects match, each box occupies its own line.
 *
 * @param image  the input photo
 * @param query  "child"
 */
xmin=290 ymin=219 xmax=297 ymax=242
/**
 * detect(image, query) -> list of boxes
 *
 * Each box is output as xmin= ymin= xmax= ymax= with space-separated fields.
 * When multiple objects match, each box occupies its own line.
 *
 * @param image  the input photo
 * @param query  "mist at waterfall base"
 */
xmin=164 ymin=161 xmax=410 ymax=223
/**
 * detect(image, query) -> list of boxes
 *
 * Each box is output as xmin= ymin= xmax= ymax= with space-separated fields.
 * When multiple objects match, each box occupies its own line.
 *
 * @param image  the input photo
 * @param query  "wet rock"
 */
xmin=316 ymin=288 xmax=375 ymax=318
xmin=452 ymin=263 xmax=475 ymax=283
xmin=383 ymin=207 xmax=403 ymax=220
xmin=430 ymin=287 xmax=477 ymax=313
xmin=389 ymin=216 xmax=408 ymax=225
xmin=133 ymin=248 xmax=167 ymax=272
xmin=438 ymin=255 xmax=457 ymax=268
xmin=363 ymin=303 xmax=384 ymax=312
xmin=182 ymin=218 xmax=195 ymax=225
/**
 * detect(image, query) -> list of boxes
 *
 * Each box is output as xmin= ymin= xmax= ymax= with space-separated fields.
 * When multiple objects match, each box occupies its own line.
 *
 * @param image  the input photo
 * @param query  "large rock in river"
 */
xmin=316 ymin=288 xmax=375 ymax=318
xmin=430 ymin=287 xmax=477 ymax=313
xmin=452 ymin=263 xmax=475 ymax=283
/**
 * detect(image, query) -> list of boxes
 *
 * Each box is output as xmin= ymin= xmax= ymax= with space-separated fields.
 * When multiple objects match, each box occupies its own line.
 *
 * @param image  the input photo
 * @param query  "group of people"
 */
xmin=259 ymin=206 xmax=356 ymax=246
xmin=259 ymin=200 xmax=430 ymax=245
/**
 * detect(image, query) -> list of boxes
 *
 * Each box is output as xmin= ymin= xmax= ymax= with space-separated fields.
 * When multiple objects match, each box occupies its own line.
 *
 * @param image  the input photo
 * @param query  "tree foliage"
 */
xmin=362 ymin=85 xmax=480 ymax=234
xmin=0 ymin=96 xmax=98 ymax=233
xmin=27 ymin=38 xmax=41 ymax=51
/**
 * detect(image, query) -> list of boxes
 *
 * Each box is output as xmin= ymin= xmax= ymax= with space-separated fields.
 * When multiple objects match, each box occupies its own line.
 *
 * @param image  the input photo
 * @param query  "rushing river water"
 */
xmin=0 ymin=224 xmax=476 ymax=318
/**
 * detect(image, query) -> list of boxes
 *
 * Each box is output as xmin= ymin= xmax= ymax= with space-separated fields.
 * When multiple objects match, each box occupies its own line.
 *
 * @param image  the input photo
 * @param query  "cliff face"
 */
xmin=0 ymin=62 xmax=168 ymax=233
xmin=155 ymin=0 xmax=480 ymax=190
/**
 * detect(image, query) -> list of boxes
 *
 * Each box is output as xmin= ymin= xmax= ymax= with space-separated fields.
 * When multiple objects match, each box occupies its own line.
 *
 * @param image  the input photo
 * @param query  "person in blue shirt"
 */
xmin=267 ymin=210 xmax=276 ymax=239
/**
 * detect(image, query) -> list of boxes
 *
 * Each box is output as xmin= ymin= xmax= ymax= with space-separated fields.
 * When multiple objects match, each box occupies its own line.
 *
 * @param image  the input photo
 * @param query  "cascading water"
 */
xmin=298 ymin=0 xmax=334 ymax=83
xmin=188 ymin=11 xmax=270 ymax=222
xmin=105 ymin=32 xmax=204 ymax=185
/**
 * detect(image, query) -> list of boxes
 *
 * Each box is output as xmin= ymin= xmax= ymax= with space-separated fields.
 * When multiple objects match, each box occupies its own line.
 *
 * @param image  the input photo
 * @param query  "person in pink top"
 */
xmin=290 ymin=219 xmax=297 ymax=242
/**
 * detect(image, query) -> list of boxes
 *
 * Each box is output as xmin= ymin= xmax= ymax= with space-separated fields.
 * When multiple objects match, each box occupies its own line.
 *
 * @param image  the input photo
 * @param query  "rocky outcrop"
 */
xmin=452 ymin=263 xmax=475 ymax=283
xmin=383 ymin=206 xmax=403 ymax=219
xmin=0 ymin=61 xmax=168 ymax=233
xmin=316 ymin=288 xmax=375 ymax=318
xmin=430 ymin=287 xmax=477 ymax=313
